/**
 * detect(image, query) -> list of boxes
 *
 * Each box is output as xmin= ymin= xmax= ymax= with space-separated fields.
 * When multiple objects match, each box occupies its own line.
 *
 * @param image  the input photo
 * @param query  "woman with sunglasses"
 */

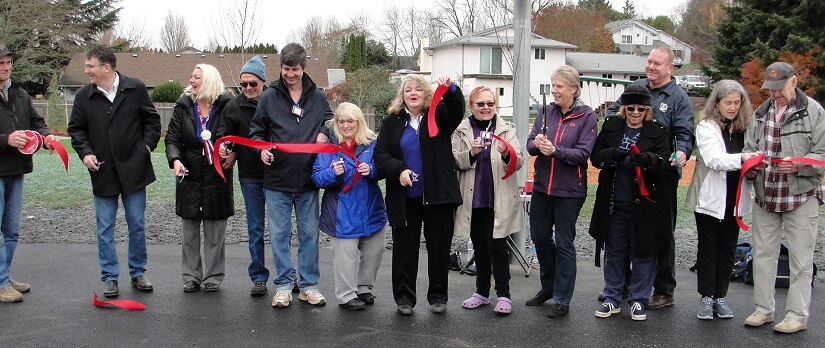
xmin=452 ymin=86 xmax=524 ymax=314
xmin=588 ymin=85 xmax=677 ymax=321
xmin=525 ymin=65 xmax=598 ymax=318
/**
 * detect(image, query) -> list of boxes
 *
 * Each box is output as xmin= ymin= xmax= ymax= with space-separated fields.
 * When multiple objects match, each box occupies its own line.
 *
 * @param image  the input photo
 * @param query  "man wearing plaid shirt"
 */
xmin=743 ymin=62 xmax=825 ymax=334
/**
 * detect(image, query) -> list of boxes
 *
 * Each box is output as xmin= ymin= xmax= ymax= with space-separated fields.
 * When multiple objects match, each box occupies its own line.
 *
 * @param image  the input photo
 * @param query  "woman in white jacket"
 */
xmin=686 ymin=80 xmax=759 ymax=320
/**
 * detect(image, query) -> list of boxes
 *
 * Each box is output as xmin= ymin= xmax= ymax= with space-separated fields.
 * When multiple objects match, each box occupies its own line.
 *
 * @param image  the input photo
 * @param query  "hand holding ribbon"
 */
xmin=19 ymin=130 xmax=69 ymax=172
xmin=489 ymin=134 xmax=518 ymax=180
xmin=735 ymin=152 xmax=767 ymax=231
xmin=629 ymin=144 xmax=655 ymax=202
xmin=427 ymin=84 xmax=448 ymax=138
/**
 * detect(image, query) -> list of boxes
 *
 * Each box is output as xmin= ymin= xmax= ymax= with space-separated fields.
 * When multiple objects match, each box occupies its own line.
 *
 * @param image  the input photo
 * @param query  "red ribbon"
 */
xmin=21 ymin=130 xmax=69 ymax=172
xmin=213 ymin=135 xmax=361 ymax=193
xmin=92 ymin=292 xmax=146 ymax=310
xmin=489 ymin=134 xmax=517 ymax=180
xmin=629 ymin=144 xmax=655 ymax=202
xmin=427 ymin=84 xmax=448 ymax=137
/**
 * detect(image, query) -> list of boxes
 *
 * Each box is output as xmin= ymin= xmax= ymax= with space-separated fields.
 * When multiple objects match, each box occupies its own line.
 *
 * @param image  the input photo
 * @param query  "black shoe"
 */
xmin=250 ymin=281 xmax=267 ymax=297
xmin=203 ymin=283 xmax=220 ymax=292
xmin=131 ymin=275 xmax=153 ymax=291
xmin=397 ymin=304 xmax=414 ymax=315
xmin=292 ymin=279 xmax=300 ymax=293
xmin=547 ymin=303 xmax=570 ymax=318
xmin=103 ymin=280 xmax=119 ymax=298
xmin=339 ymin=298 xmax=366 ymax=310
xmin=357 ymin=293 xmax=376 ymax=305
xmin=431 ymin=303 xmax=447 ymax=314
xmin=525 ymin=292 xmax=552 ymax=306
xmin=183 ymin=281 xmax=200 ymax=293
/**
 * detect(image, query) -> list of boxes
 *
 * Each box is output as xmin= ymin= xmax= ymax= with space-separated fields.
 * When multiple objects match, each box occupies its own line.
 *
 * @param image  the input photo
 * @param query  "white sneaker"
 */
xmin=299 ymin=289 xmax=327 ymax=306
xmin=271 ymin=290 xmax=292 ymax=308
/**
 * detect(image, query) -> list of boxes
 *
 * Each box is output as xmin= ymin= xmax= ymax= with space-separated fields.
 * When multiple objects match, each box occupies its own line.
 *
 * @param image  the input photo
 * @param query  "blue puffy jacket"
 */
xmin=312 ymin=139 xmax=387 ymax=239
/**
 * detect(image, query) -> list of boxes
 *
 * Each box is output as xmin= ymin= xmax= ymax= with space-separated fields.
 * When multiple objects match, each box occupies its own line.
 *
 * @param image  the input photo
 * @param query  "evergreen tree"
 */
xmin=621 ymin=0 xmax=636 ymax=20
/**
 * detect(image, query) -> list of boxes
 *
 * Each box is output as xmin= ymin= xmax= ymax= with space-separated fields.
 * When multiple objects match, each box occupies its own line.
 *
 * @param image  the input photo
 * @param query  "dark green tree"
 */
xmin=578 ymin=0 xmax=622 ymax=22
xmin=151 ymin=81 xmax=184 ymax=103
xmin=341 ymin=33 xmax=367 ymax=72
xmin=642 ymin=15 xmax=675 ymax=34
xmin=621 ymin=0 xmax=636 ymax=20
xmin=365 ymin=39 xmax=389 ymax=67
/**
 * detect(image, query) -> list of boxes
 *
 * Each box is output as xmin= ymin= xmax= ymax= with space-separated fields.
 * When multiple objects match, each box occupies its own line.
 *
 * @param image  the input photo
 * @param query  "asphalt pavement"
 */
xmin=0 ymin=243 xmax=822 ymax=347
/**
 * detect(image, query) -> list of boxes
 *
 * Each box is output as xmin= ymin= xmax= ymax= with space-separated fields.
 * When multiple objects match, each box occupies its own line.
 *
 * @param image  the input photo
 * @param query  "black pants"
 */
xmin=695 ymin=212 xmax=739 ymax=298
xmin=391 ymin=199 xmax=456 ymax=307
xmin=653 ymin=180 xmax=678 ymax=296
xmin=469 ymin=208 xmax=511 ymax=298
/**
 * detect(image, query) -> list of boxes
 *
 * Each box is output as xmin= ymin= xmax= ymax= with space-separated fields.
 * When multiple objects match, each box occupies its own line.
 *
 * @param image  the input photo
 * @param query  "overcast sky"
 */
xmin=116 ymin=0 xmax=686 ymax=50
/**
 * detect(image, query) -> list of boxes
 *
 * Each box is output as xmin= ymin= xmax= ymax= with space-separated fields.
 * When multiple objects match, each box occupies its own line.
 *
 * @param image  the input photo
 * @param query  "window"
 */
xmin=539 ymin=84 xmax=551 ymax=95
xmin=498 ymin=88 xmax=505 ymax=96
xmin=480 ymin=47 xmax=503 ymax=74
xmin=673 ymin=50 xmax=684 ymax=59
xmin=602 ymin=74 xmax=613 ymax=88
xmin=621 ymin=35 xmax=632 ymax=44
xmin=534 ymin=48 xmax=545 ymax=60
xmin=645 ymin=36 xmax=648 ymax=45
xmin=629 ymin=75 xmax=642 ymax=81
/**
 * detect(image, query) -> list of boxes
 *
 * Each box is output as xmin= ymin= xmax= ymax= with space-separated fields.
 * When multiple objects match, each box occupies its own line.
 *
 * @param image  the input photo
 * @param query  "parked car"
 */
xmin=673 ymin=57 xmax=684 ymax=68
xmin=679 ymin=75 xmax=707 ymax=90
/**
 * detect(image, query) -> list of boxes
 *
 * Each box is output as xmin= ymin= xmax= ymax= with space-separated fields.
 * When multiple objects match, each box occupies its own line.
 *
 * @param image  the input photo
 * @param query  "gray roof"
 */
xmin=604 ymin=19 xmax=693 ymax=49
xmin=426 ymin=25 xmax=576 ymax=50
xmin=566 ymin=52 xmax=647 ymax=75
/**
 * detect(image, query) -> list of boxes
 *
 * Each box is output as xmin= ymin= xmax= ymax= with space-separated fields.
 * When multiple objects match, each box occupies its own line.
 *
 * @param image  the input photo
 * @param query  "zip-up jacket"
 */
xmin=220 ymin=88 xmax=266 ymax=182
xmin=526 ymin=98 xmax=598 ymax=198
xmin=0 ymin=82 xmax=51 ymax=177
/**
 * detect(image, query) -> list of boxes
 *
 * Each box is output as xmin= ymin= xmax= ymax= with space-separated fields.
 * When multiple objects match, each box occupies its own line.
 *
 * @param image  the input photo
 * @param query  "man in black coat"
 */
xmin=67 ymin=46 xmax=161 ymax=298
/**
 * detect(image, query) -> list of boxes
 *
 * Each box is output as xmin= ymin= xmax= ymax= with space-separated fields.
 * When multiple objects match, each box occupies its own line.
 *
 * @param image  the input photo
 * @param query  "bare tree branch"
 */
xmin=159 ymin=11 xmax=191 ymax=53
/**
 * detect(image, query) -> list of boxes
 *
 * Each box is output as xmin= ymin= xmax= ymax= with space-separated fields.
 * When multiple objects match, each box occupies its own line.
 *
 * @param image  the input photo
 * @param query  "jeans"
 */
xmin=603 ymin=202 xmax=656 ymax=306
xmin=0 ymin=175 xmax=23 ymax=287
xmin=94 ymin=189 xmax=148 ymax=282
xmin=266 ymin=189 xmax=320 ymax=291
xmin=529 ymin=192 xmax=584 ymax=306
xmin=241 ymin=182 xmax=268 ymax=282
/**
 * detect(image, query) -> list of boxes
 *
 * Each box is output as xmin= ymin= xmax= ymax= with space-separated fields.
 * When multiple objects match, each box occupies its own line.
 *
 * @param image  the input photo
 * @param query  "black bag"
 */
xmin=731 ymin=239 xmax=752 ymax=281
xmin=744 ymin=241 xmax=817 ymax=288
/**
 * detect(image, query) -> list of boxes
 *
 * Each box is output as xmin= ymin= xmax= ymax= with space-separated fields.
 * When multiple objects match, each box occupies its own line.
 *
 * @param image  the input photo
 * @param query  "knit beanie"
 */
xmin=240 ymin=55 xmax=266 ymax=82
xmin=620 ymin=84 xmax=651 ymax=106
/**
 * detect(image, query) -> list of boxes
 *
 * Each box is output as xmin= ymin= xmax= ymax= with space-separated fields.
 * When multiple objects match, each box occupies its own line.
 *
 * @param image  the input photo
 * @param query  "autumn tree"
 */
xmin=740 ymin=50 xmax=820 ymax=107
xmin=675 ymin=0 xmax=726 ymax=62
xmin=159 ymin=11 xmax=192 ymax=53
xmin=533 ymin=2 xmax=614 ymax=53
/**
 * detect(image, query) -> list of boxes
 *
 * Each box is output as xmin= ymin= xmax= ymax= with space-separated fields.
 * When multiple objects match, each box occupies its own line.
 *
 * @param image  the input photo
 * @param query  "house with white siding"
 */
xmin=605 ymin=20 xmax=692 ymax=64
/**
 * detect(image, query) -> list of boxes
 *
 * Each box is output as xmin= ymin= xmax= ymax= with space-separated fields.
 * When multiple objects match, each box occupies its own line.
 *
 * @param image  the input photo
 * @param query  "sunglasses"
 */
xmin=475 ymin=102 xmax=496 ymax=107
xmin=626 ymin=106 xmax=649 ymax=112
xmin=240 ymin=81 xmax=259 ymax=88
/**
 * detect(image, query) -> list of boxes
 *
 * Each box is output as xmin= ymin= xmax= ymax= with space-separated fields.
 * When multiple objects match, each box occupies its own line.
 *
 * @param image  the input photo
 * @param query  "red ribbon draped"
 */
xmin=21 ymin=131 xmax=69 ymax=172
xmin=213 ymin=135 xmax=361 ymax=193
xmin=92 ymin=292 xmax=146 ymax=310
xmin=489 ymin=134 xmax=517 ymax=180
xmin=735 ymin=152 xmax=766 ymax=231
xmin=629 ymin=144 xmax=655 ymax=202
xmin=427 ymin=84 xmax=448 ymax=137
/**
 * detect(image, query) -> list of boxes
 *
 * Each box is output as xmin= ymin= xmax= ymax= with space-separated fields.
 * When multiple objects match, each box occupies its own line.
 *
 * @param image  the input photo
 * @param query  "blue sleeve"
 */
xmin=312 ymin=153 xmax=341 ymax=188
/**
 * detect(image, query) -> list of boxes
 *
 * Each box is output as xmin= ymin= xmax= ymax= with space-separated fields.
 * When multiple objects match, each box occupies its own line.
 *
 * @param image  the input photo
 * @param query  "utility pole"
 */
xmin=512 ymin=0 xmax=531 ymax=258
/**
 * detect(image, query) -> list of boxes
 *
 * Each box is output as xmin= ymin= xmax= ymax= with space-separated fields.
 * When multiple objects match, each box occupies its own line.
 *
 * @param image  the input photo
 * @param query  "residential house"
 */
xmin=566 ymin=52 xmax=647 ymax=114
xmin=605 ymin=19 xmax=692 ymax=64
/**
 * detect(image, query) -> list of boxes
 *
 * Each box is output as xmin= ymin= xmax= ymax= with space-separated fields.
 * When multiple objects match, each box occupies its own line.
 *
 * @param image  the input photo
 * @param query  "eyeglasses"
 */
xmin=475 ymin=102 xmax=495 ymax=107
xmin=626 ymin=106 xmax=649 ymax=113
xmin=240 ymin=81 xmax=259 ymax=88
xmin=84 ymin=63 xmax=106 ymax=69
xmin=336 ymin=119 xmax=356 ymax=125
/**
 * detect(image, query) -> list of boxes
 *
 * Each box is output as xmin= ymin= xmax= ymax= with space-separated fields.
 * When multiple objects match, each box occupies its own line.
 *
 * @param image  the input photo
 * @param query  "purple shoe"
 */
xmin=462 ymin=293 xmax=491 ymax=309
xmin=494 ymin=297 xmax=512 ymax=314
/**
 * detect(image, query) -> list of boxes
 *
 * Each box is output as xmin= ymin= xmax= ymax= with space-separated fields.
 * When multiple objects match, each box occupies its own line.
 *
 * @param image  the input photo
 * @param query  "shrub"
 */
xmin=151 ymin=81 xmax=184 ymax=103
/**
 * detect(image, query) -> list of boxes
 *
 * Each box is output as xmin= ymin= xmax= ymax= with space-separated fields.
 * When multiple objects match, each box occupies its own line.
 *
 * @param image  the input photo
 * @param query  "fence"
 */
xmin=33 ymin=100 xmax=180 ymax=135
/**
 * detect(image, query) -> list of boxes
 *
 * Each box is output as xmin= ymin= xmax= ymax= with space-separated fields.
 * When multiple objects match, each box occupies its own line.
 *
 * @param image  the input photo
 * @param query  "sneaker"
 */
xmin=0 ymin=285 xmax=23 ymax=303
xmin=299 ymin=289 xmax=327 ymax=306
xmin=250 ymin=281 xmax=267 ymax=297
xmin=431 ymin=303 xmax=447 ymax=314
xmin=647 ymin=294 xmax=674 ymax=309
xmin=630 ymin=302 xmax=646 ymax=321
xmin=743 ymin=310 xmax=774 ymax=327
xmin=773 ymin=317 xmax=807 ymax=334
xmin=397 ymin=304 xmax=414 ymax=315
xmin=547 ymin=303 xmax=569 ymax=318
xmin=713 ymin=297 xmax=733 ymax=319
xmin=697 ymin=297 xmax=713 ymax=320
xmin=272 ymin=290 xmax=292 ymax=308
xmin=357 ymin=293 xmax=376 ymax=305
xmin=339 ymin=298 xmax=366 ymax=310
xmin=595 ymin=302 xmax=619 ymax=318
xmin=525 ymin=291 xmax=552 ymax=306
xmin=10 ymin=279 xmax=30 ymax=293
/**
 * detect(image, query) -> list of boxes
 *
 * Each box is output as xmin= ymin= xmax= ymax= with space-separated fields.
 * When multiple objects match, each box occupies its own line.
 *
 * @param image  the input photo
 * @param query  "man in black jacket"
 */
xmin=0 ymin=44 xmax=55 ymax=303
xmin=67 ymin=46 xmax=161 ymax=298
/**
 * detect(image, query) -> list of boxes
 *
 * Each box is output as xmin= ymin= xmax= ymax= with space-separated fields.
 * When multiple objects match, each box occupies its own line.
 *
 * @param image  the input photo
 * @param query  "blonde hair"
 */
xmin=700 ymin=79 xmax=753 ymax=132
xmin=551 ymin=65 xmax=582 ymax=99
xmin=387 ymin=74 xmax=434 ymax=114
xmin=326 ymin=102 xmax=376 ymax=146
xmin=185 ymin=63 xmax=225 ymax=104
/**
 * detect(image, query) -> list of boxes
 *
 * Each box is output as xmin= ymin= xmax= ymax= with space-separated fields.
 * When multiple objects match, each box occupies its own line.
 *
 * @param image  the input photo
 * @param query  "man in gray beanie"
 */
xmin=218 ymin=55 xmax=269 ymax=296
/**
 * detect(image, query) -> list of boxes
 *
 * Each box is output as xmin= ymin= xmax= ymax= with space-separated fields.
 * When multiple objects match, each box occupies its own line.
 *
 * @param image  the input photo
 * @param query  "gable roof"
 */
xmin=566 ymin=52 xmax=647 ymax=75
xmin=426 ymin=25 xmax=576 ymax=50
xmin=604 ymin=19 xmax=692 ymax=49
xmin=58 ymin=52 xmax=331 ymax=89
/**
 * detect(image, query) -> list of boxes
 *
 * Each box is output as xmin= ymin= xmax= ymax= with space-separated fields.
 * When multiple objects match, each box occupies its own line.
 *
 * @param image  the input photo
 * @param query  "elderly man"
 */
xmin=220 ymin=56 xmax=270 ymax=297
xmin=607 ymin=46 xmax=695 ymax=309
xmin=742 ymin=62 xmax=825 ymax=334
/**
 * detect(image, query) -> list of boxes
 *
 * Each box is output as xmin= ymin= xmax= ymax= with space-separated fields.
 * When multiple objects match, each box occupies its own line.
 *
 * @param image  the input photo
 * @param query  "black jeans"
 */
xmin=470 ymin=208 xmax=511 ymax=298
xmin=653 ymin=180 xmax=678 ymax=296
xmin=391 ymin=199 xmax=456 ymax=307
xmin=695 ymin=212 xmax=739 ymax=298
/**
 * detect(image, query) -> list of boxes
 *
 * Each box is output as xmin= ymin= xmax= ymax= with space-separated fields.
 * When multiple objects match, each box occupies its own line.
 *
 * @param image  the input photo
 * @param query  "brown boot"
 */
xmin=0 ymin=284 xmax=23 ymax=303
xmin=10 ymin=279 xmax=30 ymax=293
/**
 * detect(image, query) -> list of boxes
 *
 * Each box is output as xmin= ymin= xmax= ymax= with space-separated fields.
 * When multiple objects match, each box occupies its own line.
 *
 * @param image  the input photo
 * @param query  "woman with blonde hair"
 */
xmin=312 ymin=102 xmax=387 ymax=310
xmin=165 ymin=63 xmax=234 ymax=292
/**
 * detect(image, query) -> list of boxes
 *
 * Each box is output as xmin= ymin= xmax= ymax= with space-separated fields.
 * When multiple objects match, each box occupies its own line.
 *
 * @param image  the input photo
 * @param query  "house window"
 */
xmin=480 ymin=47 xmax=503 ymax=74
xmin=621 ymin=35 xmax=632 ymax=44
xmin=645 ymin=36 xmax=648 ymax=45
xmin=498 ymin=88 xmax=505 ymax=96
xmin=534 ymin=48 xmax=545 ymax=60
xmin=539 ymin=84 xmax=551 ymax=95
xmin=602 ymin=74 xmax=613 ymax=88
xmin=629 ymin=75 xmax=642 ymax=81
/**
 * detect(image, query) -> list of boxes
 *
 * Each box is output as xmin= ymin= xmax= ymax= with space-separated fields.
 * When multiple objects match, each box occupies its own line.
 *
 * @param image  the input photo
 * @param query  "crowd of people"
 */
xmin=1 ymin=43 xmax=822 ymax=334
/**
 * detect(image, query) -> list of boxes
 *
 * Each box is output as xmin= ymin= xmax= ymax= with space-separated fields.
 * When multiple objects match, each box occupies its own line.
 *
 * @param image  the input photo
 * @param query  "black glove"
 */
xmin=630 ymin=152 xmax=652 ymax=167
xmin=612 ymin=148 xmax=630 ymax=162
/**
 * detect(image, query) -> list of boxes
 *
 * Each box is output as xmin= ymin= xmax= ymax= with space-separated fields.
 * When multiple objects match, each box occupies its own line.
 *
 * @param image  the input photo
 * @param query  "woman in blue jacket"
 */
xmin=312 ymin=102 xmax=387 ymax=310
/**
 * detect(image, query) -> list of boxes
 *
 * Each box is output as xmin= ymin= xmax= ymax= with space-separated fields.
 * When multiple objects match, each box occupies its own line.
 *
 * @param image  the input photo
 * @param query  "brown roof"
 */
xmin=58 ymin=52 xmax=331 ymax=89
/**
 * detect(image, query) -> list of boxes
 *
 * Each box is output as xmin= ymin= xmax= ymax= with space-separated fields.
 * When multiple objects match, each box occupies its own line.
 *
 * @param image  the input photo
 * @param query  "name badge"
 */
xmin=292 ymin=105 xmax=304 ymax=117
xmin=200 ymin=130 xmax=212 ymax=140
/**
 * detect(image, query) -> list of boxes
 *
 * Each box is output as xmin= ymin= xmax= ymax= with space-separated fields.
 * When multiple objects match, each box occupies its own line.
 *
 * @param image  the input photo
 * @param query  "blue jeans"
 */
xmin=0 ymin=175 xmax=23 ymax=287
xmin=265 ymin=189 xmax=320 ymax=291
xmin=241 ymin=181 xmax=268 ymax=282
xmin=529 ymin=192 xmax=584 ymax=306
xmin=603 ymin=202 xmax=656 ymax=306
xmin=94 ymin=189 xmax=148 ymax=282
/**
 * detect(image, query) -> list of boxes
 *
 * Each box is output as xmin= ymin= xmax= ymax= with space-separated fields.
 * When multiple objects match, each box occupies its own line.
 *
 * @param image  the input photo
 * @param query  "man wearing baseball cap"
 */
xmin=743 ymin=61 xmax=825 ymax=333
xmin=0 ymin=44 xmax=56 ymax=302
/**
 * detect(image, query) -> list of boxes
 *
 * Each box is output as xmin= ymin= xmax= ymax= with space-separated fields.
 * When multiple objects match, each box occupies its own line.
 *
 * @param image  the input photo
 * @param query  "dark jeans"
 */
xmin=529 ymin=192 xmax=584 ymax=306
xmin=470 ymin=208 xmax=511 ymax=298
xmin=653 ymin=180 xmax=678 ymax=296
xmin=392 ymin=199 xmax=455 ymax=307
xmin=695 ymin=212 xmax=739 ymax=298
xmin=603 ymin=202 xmax=657 ymax=306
